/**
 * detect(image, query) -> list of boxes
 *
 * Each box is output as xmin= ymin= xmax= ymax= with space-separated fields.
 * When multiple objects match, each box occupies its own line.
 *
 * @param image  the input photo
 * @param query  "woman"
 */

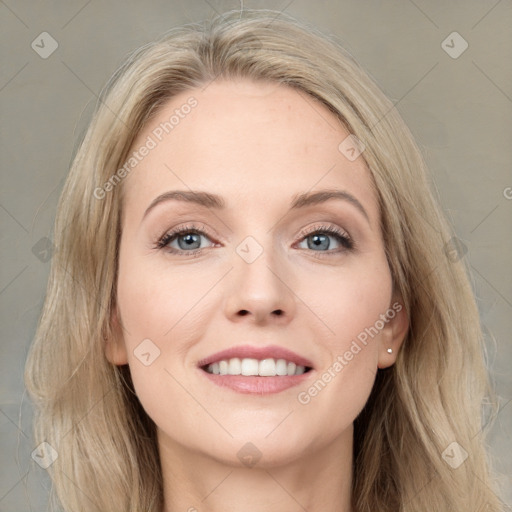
xmin=24 ymin=9 xmax=506 ymax=512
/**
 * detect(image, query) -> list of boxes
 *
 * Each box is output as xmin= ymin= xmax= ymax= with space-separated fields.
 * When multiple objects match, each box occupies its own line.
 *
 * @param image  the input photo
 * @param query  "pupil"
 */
xmin=179 ymin=233 xmax=200 ymax=250
xmin=309 ymin=233 xmax=329 ymax=250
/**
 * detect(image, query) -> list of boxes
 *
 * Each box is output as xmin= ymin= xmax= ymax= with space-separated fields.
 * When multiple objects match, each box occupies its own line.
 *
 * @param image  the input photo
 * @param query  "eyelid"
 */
xmin=294 ymin=223 xmax=351 ymax=242
xmin=155 ymin=223 xmax=218 ymax=252
xmin=155 ymin=221 xmax=354 ymax=255
xmin=293 ymin=223 xmax=355 ymax=255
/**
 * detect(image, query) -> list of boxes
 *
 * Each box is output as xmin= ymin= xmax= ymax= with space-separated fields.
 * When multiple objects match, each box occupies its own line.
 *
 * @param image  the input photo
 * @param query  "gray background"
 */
xmin=1 ymin=1 xmax=511 ymax=510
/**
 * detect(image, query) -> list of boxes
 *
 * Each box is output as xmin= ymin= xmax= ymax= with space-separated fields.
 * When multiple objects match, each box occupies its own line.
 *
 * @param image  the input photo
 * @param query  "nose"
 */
xmin=223 ymin=245 xmax=297 ymax=326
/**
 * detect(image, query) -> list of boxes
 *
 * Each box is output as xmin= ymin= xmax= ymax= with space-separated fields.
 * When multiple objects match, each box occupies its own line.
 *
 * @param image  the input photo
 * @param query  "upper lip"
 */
xmin=197 ymin=344 xmax=314 ymax=369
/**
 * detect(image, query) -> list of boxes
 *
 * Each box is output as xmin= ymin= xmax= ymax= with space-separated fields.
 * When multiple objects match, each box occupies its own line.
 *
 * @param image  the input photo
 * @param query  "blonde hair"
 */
xmin=24 ymin=9 xmax=506 ymax=512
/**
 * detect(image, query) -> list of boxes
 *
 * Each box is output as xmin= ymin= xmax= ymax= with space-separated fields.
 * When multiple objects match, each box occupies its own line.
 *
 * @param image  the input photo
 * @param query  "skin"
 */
xmin=105 ymin=79 xmax=409 ymax=512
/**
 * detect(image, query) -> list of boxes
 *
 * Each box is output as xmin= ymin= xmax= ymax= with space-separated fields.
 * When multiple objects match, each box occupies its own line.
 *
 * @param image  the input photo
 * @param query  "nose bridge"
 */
xmin=224 ymin=231 xmax=296 ymax=323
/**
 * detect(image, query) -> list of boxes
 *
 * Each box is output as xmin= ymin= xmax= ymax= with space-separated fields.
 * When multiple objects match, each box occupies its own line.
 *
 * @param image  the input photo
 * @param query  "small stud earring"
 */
xmin=387 ymin=348 xmax=393 ymax=354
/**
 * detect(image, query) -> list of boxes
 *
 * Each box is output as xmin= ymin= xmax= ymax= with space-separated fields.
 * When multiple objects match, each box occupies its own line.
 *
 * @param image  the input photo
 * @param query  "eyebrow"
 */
xmin=142 ymin=188 xmax=370 ymax=222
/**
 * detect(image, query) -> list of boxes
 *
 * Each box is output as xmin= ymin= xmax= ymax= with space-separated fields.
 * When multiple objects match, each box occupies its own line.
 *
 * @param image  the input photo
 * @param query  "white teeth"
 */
xmin=241 ymin=358 xmax=259 ymax=376
xmin=275 ymin=359 xmax=288 ymax=375
xmin=206 ymin=357 xmax=309 ymax=376
xmin=228 ymin=357 xmax=241 ymax=375
xmin=219 ymin=360 xmax=228 ymax=375
xmin=259 ymin=358 xmax=276 ymax=376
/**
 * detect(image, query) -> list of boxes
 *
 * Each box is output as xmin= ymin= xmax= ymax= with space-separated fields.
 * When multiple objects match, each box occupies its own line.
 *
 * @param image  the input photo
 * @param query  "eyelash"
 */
xmin=154 ymin=223 xmax=354 ymax=258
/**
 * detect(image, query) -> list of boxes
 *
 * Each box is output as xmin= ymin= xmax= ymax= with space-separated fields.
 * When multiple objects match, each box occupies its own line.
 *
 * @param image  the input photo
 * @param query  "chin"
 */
xmin=203 ymin=434 xmax=312 ymax=470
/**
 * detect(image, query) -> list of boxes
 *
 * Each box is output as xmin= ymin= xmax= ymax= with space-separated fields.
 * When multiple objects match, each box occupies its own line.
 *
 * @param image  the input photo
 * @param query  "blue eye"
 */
xmin=177 ymin=232 xmax=203 ymax=250
xmin=296 ymin=227 xmax=353 ymax=252
xmin=156 ymin=225 xmax=214 ymax=253
xmin=155 ymin=224 xmax=354 ymax=256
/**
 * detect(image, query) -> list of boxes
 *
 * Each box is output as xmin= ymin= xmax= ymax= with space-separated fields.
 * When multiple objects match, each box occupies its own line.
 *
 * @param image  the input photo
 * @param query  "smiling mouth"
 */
xmin=201 ymin=357 xmax=313 ymax=377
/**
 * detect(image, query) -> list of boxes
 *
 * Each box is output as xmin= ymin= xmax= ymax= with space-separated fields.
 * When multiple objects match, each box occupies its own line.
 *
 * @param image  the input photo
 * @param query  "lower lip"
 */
xmin=199 ymin=368 xmax=313 ymax=394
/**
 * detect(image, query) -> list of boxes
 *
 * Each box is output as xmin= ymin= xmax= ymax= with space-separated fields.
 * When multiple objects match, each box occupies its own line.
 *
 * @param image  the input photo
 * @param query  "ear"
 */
xmin=104 ymin=304 xmax=129 ymax=366
xmin=377 ymin=293 xmax=409 ymax=369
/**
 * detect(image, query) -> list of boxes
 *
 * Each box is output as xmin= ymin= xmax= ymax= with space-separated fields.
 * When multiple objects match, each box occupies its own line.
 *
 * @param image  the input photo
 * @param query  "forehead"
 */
xmin=121 ymin=79 xmax=378 ymax=223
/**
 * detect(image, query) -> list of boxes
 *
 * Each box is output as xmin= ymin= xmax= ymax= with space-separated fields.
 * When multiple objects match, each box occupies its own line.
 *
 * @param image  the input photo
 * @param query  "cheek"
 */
xmin=115 ymin=248 xmax=220 ymax=423
xmin=294 ymin=259 xmax=392 ymax=426
xmin=116 ymin=247 xmax=218 ymax=342
xmin=305 ymin=257 xmax=392 ymax=348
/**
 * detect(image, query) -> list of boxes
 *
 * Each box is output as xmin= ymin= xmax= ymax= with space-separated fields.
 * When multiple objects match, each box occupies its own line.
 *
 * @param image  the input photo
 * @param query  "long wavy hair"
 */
xmin=24 ymin=9 xmax=506 ymax=512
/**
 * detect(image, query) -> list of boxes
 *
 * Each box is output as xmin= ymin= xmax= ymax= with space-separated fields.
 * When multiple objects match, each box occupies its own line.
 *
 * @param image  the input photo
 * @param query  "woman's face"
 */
xmin=107 ymin=79 xmax=408 ymax=467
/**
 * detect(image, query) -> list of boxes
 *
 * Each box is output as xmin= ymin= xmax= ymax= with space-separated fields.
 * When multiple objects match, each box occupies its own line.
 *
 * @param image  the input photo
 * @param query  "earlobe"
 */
xmin=104 ymin=305 xmax=129 ymax=366
xmin=377 ymin=298 xmax=409 ymax=369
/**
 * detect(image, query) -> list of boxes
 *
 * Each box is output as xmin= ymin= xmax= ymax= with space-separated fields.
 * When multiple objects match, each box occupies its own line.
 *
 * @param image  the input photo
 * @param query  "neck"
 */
xmin=159 ymin=424 xmax=354 ymax=512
